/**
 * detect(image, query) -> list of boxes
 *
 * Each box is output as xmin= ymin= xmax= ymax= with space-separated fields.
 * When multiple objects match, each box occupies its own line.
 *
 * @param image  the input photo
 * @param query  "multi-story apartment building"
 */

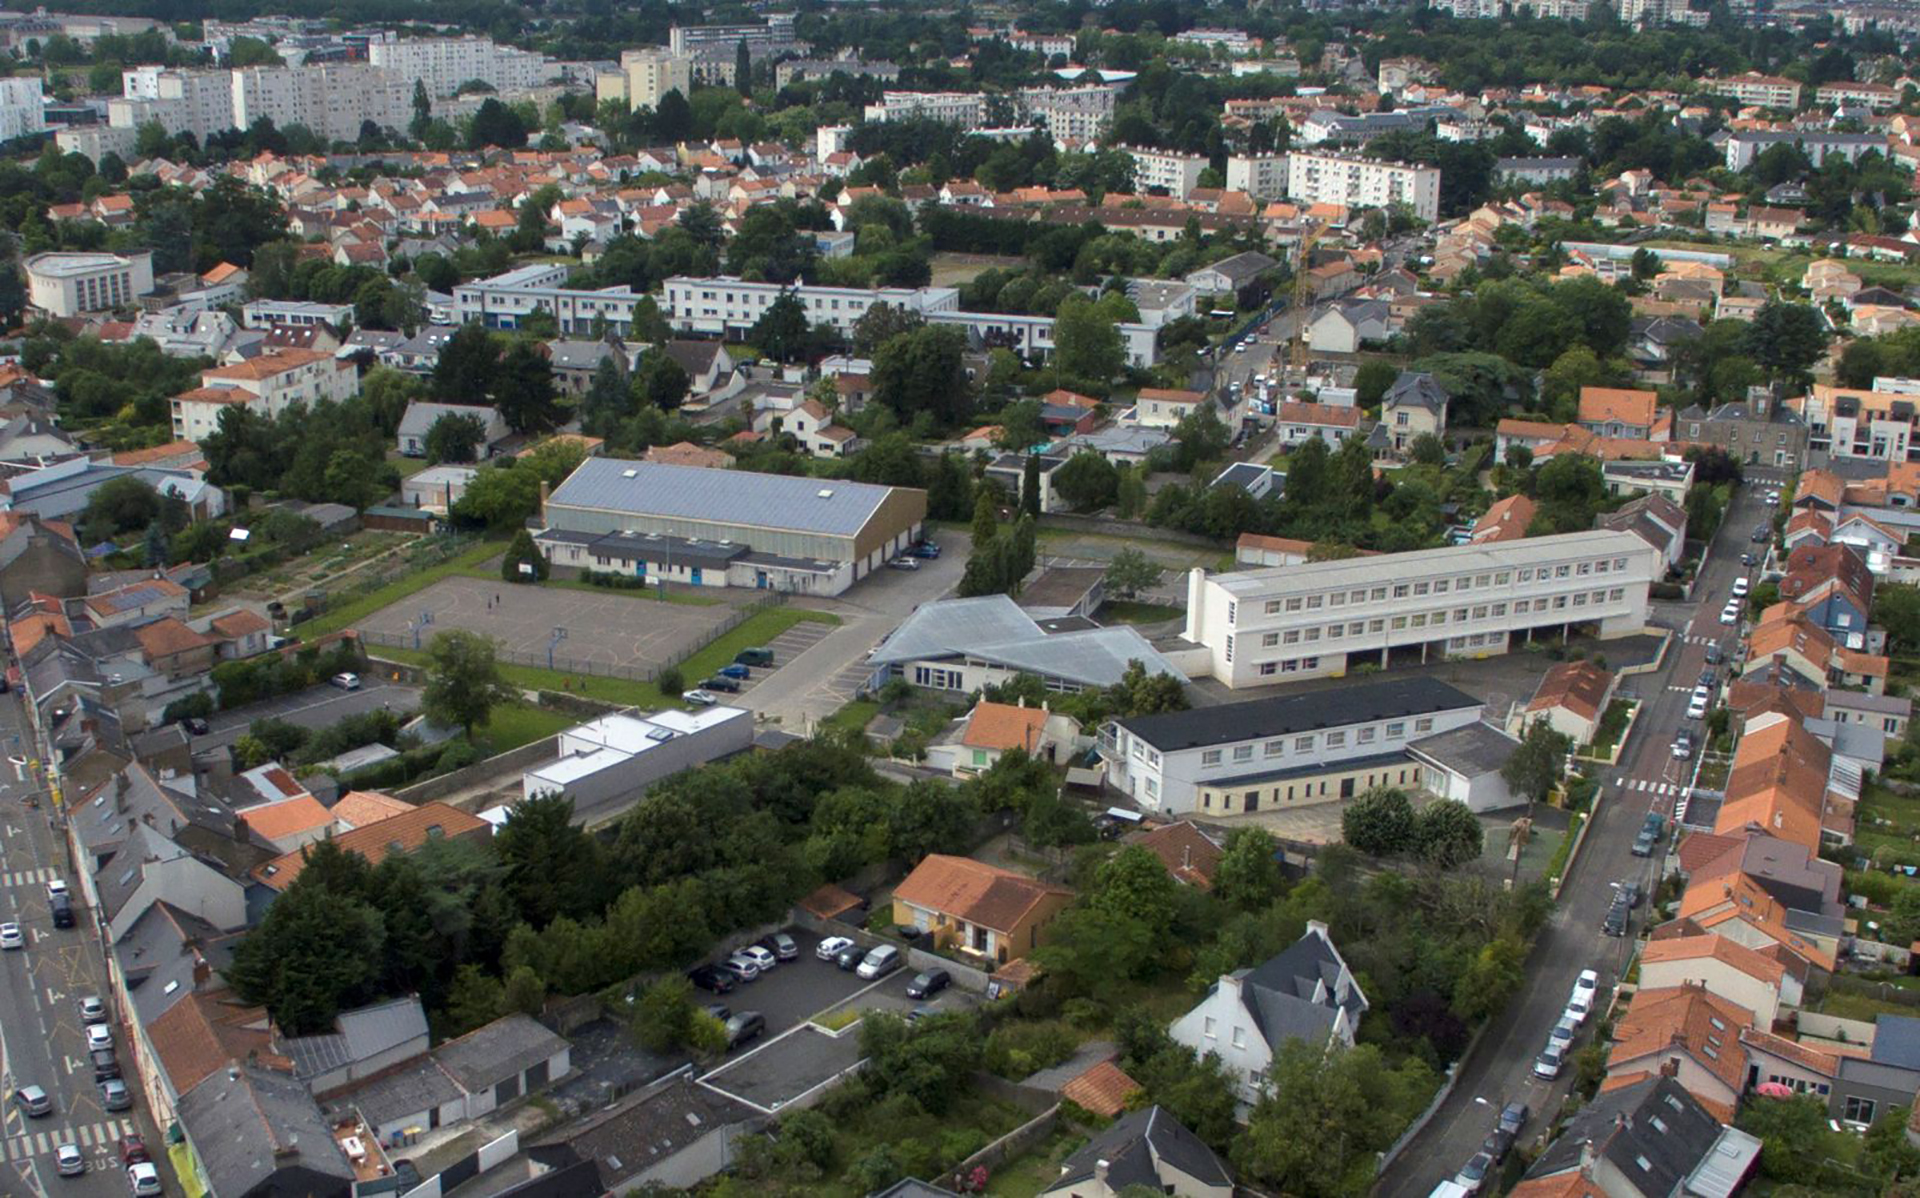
xmin=1174 ymin=28 xmax=1253 ymax=53
xmin=1124 ymin=147 xmax=1210 ymax=199
xmin=1284 ymin=150 xmax=1442 ymax=223
xmin=114 ymin=67 xmax=234 ymax=140
xmin=1705 ymin=72 xmax=1804 ymax=110
xmin=1817 ymin=81 xmax=1900 ymax=110
xmin=662 ymin=277 xmax=1161 ymax=368
xmin=773 ymin=58 xmax=899 ymax=89
xmin=240 ymin=299 xmax=356 ymax=330
xmin=1180 ymin=529 xmax=1659 ymax=688
xmin=1226 ymin=153 xmax=1289 ymax=200
xmin=1019 ymin=85 xmax=1117 ymax=141
xmin=55 ymin=124 xmax=137 ymax=164
xmin=366 ymin=34 xmax=551 ymax=98
xmin=25 ymin=251 xmax=155 ymax=317
xmin=1618 ymin=0 xmax=1709 ymax=26
xmin=1098 ymin=677 xmax=1485 ymax=816
xmin=0 ymin=76 xmax=46 ymax=142
xmin=455 ymin=264 xmax=646 ymax=336
xmin=1793 ymin=384 xmax=1920 ymax=463
xmin=600 ymin=47 xmax=693 ymax=111
xmin=669 ymin=14 xmax=798 ymax=54
xmin=864 ymin=91 xmax=988 ymax=128
xmin=1676 ymin=387 xmax=1810 ymax=469
xmin=232 ymin=63 xmax=411 ymax=142
xmin=1429 ymin=0 xmax=1506 ymax=17
xmin=1521 ymin=0 xmax=1593 ymax=18
xmin=1722 ymin=131 xmax=1883 ymax=172
xmin=1005 ymin=31 xmax=1076 ymax=58
xmin=170 ymin=349 xmax=359 ymax=441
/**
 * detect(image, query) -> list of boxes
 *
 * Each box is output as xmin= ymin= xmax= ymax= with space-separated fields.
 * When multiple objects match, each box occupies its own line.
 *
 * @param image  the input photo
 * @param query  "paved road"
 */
xmin=744 ymin=535 xmax=970 ymax=733
xmin=1381 ymin=477 xmax=1772 ymax=1196
xmin=0 ymin=692 xmax=159 ymax=1198
xmin=197 ymin=678 xmax=422 ymax=752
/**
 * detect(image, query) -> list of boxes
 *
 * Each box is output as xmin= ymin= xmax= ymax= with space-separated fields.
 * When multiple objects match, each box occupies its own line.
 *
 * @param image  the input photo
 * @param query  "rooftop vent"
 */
xmin=621 ymin=469 xmax=638 ymax=478
xmin=817 ymin=489 xmax=834 ymax=498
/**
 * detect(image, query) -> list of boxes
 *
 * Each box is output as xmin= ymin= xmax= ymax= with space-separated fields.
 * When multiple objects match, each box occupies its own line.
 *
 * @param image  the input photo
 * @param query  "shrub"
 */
xmin=657 ymin=665 xmax=684 ymax=696
xmin=983 ymin=1020 xmax=1078 ymax=1080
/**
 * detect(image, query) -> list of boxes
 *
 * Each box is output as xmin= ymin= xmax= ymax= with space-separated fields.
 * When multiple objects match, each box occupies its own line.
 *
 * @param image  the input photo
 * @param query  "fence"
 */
xmin=398 ymin=1130 xmax=519 ymax=1198
xmin=1828 ymin=973 xmax=1920 ymax=1008
xmin=946 ymin=1103 xmax=1061 ymax=1190
xmin=390 ymin=734 xmax=559 ymax=806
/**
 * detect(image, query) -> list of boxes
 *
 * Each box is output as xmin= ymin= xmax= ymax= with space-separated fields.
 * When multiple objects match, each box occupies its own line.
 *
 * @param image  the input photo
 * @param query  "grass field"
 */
xmin=480 ymin=703 xmax=574 ymax=752
xmin=822 ymin=698 xmax=881 ymax=737
xmin=1644 ymin=238 xmax=1920 ymax=292
xmin=370 ymin=607 xmax=840 ymax=709
xmin=929 ymin=251 xmax=1025 ymax=288
xmin=1099 ymin=600 xmax=1186 ymax=625
xmin=1855 ymin=779 xmax=1920 ymax=865
xmin=296 ymin=538 xmax=509 ymax=638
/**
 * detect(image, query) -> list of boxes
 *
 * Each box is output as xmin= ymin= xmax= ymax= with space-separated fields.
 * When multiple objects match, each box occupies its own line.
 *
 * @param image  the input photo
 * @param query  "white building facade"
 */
xmin=366 ymin=34 xmax=552 ymax=98
xmin=1182 ymin=529 xmax=1659 ymax=688
xmin=0 ymin=76 xmax=47 ymax=142
xmin=1125 ymin=147 xmax=1209 ymax=199
xmin=1226 ymin=153 xmax=1289 ymax=201
xmin=25 ymin=251 xmax=155 ymax=317
xmin=1284 ymin=150 xmax=1442 ymax=223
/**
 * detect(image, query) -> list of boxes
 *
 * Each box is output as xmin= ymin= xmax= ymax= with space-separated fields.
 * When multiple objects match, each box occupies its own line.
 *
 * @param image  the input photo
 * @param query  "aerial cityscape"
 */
xmin=1 ymin=0 xmax=1919 ymax=1194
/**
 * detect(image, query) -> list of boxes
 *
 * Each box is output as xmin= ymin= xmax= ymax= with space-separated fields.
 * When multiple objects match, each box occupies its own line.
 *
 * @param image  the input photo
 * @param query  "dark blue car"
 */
xmin=717 ymin=663 xmax=750 ymax=680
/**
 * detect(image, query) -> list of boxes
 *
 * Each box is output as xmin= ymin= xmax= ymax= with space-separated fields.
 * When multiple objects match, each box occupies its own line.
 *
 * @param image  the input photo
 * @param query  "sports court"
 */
xmin=357 ymin=576 xmax=741 ymax=676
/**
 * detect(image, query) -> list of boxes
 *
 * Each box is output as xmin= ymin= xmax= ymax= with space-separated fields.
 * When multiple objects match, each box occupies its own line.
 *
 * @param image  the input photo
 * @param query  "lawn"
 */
xmin=807 ymin=1088 xmax=1031 ymax=1198
xmin=985 ymin=1129 xmax=1090 ymax=1198
xmin=1099 ymin=600 xmax=1185 ymax=625
xmin=1582 ymin=699 xmax=1636 ymax=760
xmin=295 ymin=537 xmax=509 ymax=638
xmin=1854 ymin=779 xmax=1920 ymax=865
xmin=822 ymin=698 xmax=881 ymax=737
xmin=479 ymin=703 xmax=573 ymax=752
xmin=368 ymin=606 xmax=840 ymax=709
xmin=1816 ymin=987 xmax=1920 ymax=1024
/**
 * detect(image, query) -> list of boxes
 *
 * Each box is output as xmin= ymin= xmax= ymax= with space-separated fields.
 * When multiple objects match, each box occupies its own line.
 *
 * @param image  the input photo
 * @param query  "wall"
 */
xmin=391 ymin=736 xmax=559 ymax=806
xmin=399 ymin=1130 xmax=519 ymax=1198
xmin=791 ymin=904 xmax=994 ymax=993
xmin=946 ymin=1103 xmax=1060 ymax=1188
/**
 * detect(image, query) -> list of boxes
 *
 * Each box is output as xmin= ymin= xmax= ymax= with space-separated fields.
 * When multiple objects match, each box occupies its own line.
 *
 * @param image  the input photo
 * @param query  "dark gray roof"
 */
xmin=547 ymin=456 xmax=909 ymax=539
xmin=1384 ymin=370 xmax=1449 ymax=412
xmin=398 ymin=401 xmax=500 ymax=439
xmin=871 ymin=1181 xmax=962 ymax=1198
xmin=1053 ymin=1105 xmax=1231 ymax=1192
xmin=1114 ymin=677 xmax=1478 ymax=752
xmin=1235 ymin=925 xmax=1367 ymax=1049
xmin=286 ymin=997 xmax=427 ymax=1080
xmin=176 ymin=1063 xmax=353 ymax=1198
xmin=333 ymin=1055 xmax=463 ymax=1127
xmin=1188 ymin=250 xmax=1279 ymax=286
xmin=77 ymin=764 xmax=238 ymax=863
xmin=434 ymin=1013 xmax=568 ymax=1091
xmin=529 ymin=1072 xmax=760 ymax=1190
xmin=115 ymin=901 xmax=231 ymax=1025
xmin=1407 ymin=721 xmax=1519 ymax=777
xmin=871 ymin=596 xmax=1183 ymax=688
xmin=1527 ymin=1075 xmax=1723 ymax=1196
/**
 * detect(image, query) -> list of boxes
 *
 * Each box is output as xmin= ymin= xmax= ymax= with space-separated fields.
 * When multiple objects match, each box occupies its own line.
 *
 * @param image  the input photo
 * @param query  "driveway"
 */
xmin=1378 ymin=482 xmax=1768 ymax=1195
xmin=195 ymin=679 xmax=421 ymax=752
xmin=744 ymin=535 xmax=970 ymax=732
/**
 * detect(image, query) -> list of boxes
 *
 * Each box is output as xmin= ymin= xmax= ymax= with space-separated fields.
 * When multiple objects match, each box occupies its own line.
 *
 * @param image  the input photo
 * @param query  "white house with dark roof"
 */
xmin=1041 ymin=1105 xmax=1232 ymax=1198
xmin=1170 ymin=922 xmax=1367 ymax=1104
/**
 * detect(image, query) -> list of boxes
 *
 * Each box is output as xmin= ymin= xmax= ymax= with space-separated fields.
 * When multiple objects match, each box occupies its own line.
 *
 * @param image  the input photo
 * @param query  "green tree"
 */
xmin=1501 ymin=719 xmax=1567 ymax=805
xmin=749 ymin=292 xmax=811 ymax=364
xmin=424 ymin=412 xmax=487 ymax=464
xmin=579 ymin=356 xmax=632 ymax=435
xmin=631 ymin=352 xmax=691 ymax=411
xmin=1053 ymin=451 xmax=1119 ymax=512
xmin=410 ymin=79 xmax=433 ymax=139
xmin=970 ymin=490 xmax=998 ymax=547
xmin=421 ymin=629 xmax=518 ymax=737
xmin=1020 ymin=454 xmax=1043 ymax=518
xmin=1215 ymin=827 xmax=1284 ymax=911
xmin=1353 ymin=359 xmax=1399 ymax=408
xmin=454 ymin=461 xmax=542 ymax=529
xmin=433 ymin=323 xmax=500 ymax=403
xmin=442 ymin=964 xmax=505 ymax=1036
xmin=872 ymin=324 xmax=971 ymax=424
xmin=1104 ymin=547 xmax=1164 ymax=598
xmin=227 ymin=878 xmax=385 ymax=1033
xmin=502 ymin=528 xmax=548 ymax=582
xmin=1452 ymin=934 xmax=1525 ymax=1022
xmin=494 ymin=341 xmax=561 ymax=433
xmin=1342 ymin=787 xmax=1417 ymax=855
xmin=1416 ymin=799 xmax=1485 ymax=870
xmin=1737 ymin=1094 xmax=1835 ymax=1184
xmin=470 ymin=98 xmax=529 ymax=148
xmin=1742 ymin=301 xmax=1828 ymax=383
xmin=1234 ymin=1040 xmax=1437 ymax=1196
xmin=1053 ymin=295 xmax=1125 ymax=389
xmin=632 ymin=975 xmax=700 ymax=1052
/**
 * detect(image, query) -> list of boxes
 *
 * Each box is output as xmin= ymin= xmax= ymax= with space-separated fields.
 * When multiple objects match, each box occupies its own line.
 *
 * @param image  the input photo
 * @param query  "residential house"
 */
xmin=1128 ymin=821 xmax=1225 ymax=889
xmin=1598 ymin=492 xmax=1688 ymax=572
xmin=1514 ymin=1075 xmax=1760 ymax=1198
xmin=1471 ymin=494 xmax=1537 ymax=545
xmin=1170 ymin=922 xmax=1368 ymax=1104
xmin=890 ymin=853 xmax=1074 ymax=965
xmin=0 ymin=512 xmax=89 ymax=604
xmin=524 ymin=1072 xmax=760 ymax=1194
xmin=661 ymin=340 xmax=736 ymax=396
xmin=1377 ymin=371 xmax=1449 ymax=456
xmin=1306 ymin=299 xmax=1390 ymax=354
xmin=1135 ymin=388 xmax=1208 ymax=430
xmin=1604 ymin=985 xmax=1754 ymax=1122
xmin=253 ymin=801 xmax=491 ymax=894
xmin=174 ymin=1063 xmax=355 ymax=1198
xmin=1675 ymin=387 xmax=1808 ymax=470
xmin=396 ymin=401 xmax=511 ymax=458
xmin=1271 ymin=400 xmax=1359 ymax=447
xmin=927 ymin=700 xmax=1082 ymax=777
xmin=1578 ymin=387 xmax=1662 ymax=441
xmin=1184 ymin=252 xmax=1279 ymax=297
xmin=1526 ymin=659 xmax=1617 ymax=746
xmin=1637 ymin=933 xmax=1802 ymax=1030
xmin=781 ymin=399 xmax=859 ymax=457
xmin=1777 ymin=544 xmax=1874 ymax=645
xmin=1039 ymin=1106 xmax=1233 ymax=1198
xmin=169 ymin=349 xmax=358 ymax=442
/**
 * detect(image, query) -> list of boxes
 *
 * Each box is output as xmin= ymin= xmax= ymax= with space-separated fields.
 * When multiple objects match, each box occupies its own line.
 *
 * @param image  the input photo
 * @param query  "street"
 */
xmin=197 ymin=677 xmax=421 ymax=753
xmin=0 ymin=689 xmax=159 ymax=1198
xmin=1380 ymin=473 xmax=1777 ymax=1196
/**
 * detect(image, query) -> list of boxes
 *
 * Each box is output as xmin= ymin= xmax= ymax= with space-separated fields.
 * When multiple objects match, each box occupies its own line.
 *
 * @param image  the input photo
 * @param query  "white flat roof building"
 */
xmin=1124 ymin=146 xmax=1209 ymax=199
xmin=1284 ymin=150 xmax=1442 ymax=223
xmin=455 ymin=264 xmax=646 ymax=336
xmin=25 ymin=251 xmax=154 ymax=318
xmin=366 ymin=33 xmax=552 ymax=98
xmin=523 ymin=707 xmax=754 ymax=827
xmin=1182 ymin=529 xmax=1658 ymax=688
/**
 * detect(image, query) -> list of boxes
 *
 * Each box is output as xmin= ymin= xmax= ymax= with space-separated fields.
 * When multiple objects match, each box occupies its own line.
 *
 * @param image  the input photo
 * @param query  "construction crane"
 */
xmin=1286 ymin=222 xmax=1324 ymax=381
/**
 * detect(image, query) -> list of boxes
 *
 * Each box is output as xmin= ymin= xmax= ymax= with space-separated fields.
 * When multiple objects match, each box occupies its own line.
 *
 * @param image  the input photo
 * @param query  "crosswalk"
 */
xmin=3 ymin=1119 xmax=135 ymax=1161
xmin=1679 ymin=633 xmax=1723 ymax=647
xmin=1617 ymin=778 xmax=1683 ymax=797
xmin=1 ymin=868 xmax=59 ymax=888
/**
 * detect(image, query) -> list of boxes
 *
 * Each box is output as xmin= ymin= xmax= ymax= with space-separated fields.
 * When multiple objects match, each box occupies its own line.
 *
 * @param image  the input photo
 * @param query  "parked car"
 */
xmin=128 ymin=1162 xmax=163 ymax=1196
xmin=905 ymin=542 xmax=941 ymax=559
xmin=1751 ymin=524 xmax=1770 ymax=543
xmin=0 ymin=922 xmax=23 ymax=950
xmin=1699 ymin=669 xmax=1716 ymax=688
xmin=1616 ymin=881 xmax=1644 ymax=908
xmin=79 ymin=995 xmax=107 ymax=1023
xmin=50 ymin=893 xmax=73 ymax=928
xmin=1481 ymin=1126 xmax=1515 ymax=1165
xmin=1455 ymin=1151 xmax=1494 ymax=1195
xmin=717 ymin=663 xmax=751 ymax=680
xmin=683 ymin=689 xmax=719 ymax=707
xmin=1671 ymin=731 xmax=1692 ymax=760
xmin=1731 ymin=577 xmax=1750 ymax=598
xmin=735 ymin=647 xmax=774 ymax=667
xmin=1499 ymin=1102 xmax=1530 ymax=1137
xmin=92 ymin=1048 xmax=120 ymax=1082
xmin=183 ymin=716 xmax=211 ymax=736
xmin=737 ymin=945 xmax=778 ymax=972
xmin=702 ymin=675 xmax=741 ymax=693
xmin=1533 ymin=1043 xmax=1565 ymax=1080
xmin=816 ymin=936 xmax=855 ymax=961
xmin=704 ymin=1003 xmax=731 ymax=1023
xmin=765 ymin=932 xmax=799 ymax=961
xmin=331 ymin=672 xmax=361 ymax=690
xmin=1603 ymin=899 xmax=1629 ymax=938
xmin=13 ymin=1085 xmax=50 ymax=1116
xmin=1741 ymin=552 xmax=1757 ymax=567
xmin=834 ymin=942 xmax=866 ymax=970
xmin=99 ymin=1078 xmax=131 ymax=1111
xmin=86 ymin=1023 xmax=113 ymax=1052
xmin=1548 ymin=1018 xmax=1576 ymax=1054
xmin=724 ymin=1011 xmax=766 ymax=1049
xmin=1573 ymin=969 xmax=1600 ymax=999
xmin=119 ymin=1135 xmax=150 ymax=1166
xmin=1704 ymin=643 xmax=1724 ymax=665
xmin=856 ymin=945 xmax=902 ymax=979
xmin=56 ymin=1142 xmax=84 ymax=1177
xmin=906 ymin=968 xmax=951 ymax=999
xmin=887 ymin=557 xmax=920 ymax=570
xmin=721 ymin=953 xmax=762 ymax=983
xmin=1687 ymin=692 xmax=1710 ymax=719
xmin=687 ymin=963 xmax=735 ymax=993
xmin=1565 ymin=992 xmax=1594 ymax=1025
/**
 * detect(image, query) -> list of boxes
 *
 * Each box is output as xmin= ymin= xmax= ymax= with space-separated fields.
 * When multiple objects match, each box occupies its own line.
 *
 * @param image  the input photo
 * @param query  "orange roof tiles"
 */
xmin=1639 ymin=932 xmax=1787 ymax=988
xmin=1472 ymin=494 xmax=1537 ymax=544
xmin=238 ymin=795 xmax=333 ymax=843
xmin=329 ymin=791 xmax=413 ymax=829
xmin=962 ymin=702 xmax=1051 ymax=752
xmin=1130 ymin=821 xmax=1222 ymax=888
xmin=1060 ymin=1059 xmax=1141 ymax=1118
xmin=255 ymin=801 xmax=487 ymax=891
xmin=892 ymin=854 xmax=1071 ymax=934
xmin=202 ymin=348 xmax=338 ymax=381
xmin=1608 ymin=984 xmax=1753 ymax=1096
xmin=1578 ymin=386 xmax=1660 ymax=428
xmin=1528 ymin=659 xmax=1613 ymax=723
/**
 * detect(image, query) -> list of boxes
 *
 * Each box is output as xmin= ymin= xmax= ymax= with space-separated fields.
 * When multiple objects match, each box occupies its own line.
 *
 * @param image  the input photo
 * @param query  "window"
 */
xmin=1434 ymin=579 xmax=1449 ymax=593
xmin=1233 ymin=745 xmax=1254 ymax=762
xmin=1264 ymin=739 xmax=1285 ymax=757
xmin=1371 ymin=587 xmax=1387 ymax=601
xmin=1495 ymin=572 xmax=1510 ymax=584
xmin=1262 ymin=632 xmax=1280 ymax=647
xmin=1413 ymin=582 xmax=1430 ymax=595
xmin=1265 ymin=599 xmax=1283 ymax=614
xmin=1258 ymin=662 xmax=1277 ymax=676
xmin=1296 ymin=735 xmax=1316 ymax=752
xmin=1204 ymin=1016 xmax=1217 ymax=1038
xmin=1351 ymin=589 xmax=1367 ymax=604
xmin=1202 ymin=749 xmax=1222 ymax=766
xmin=1227 ymin=601 xmax=1237 ymax=624
xmin=1145 ymin=778 xmax=1158 ymax=797
xmin=1391 ymin=616 xmax=1408 ymax=630
xmin=1305 ymin=595 xmax=1323 ymax=609
xmin=1357 ymin=726 xmax=1376 ymax=743
xmin=1414 ymin=717 xmax=1433 ymax=733
xmin=1326 ymin=731 xmax=1347 ymax=747
xmin=1231 ymin=1026 xmax=1247 ymax=1048
xmin=1284 ymin=630 xmax=1301 ymax=644
xmin=1386 ymin=721 xmax=1405 ymax=738
xmin=1285 ymin=597 xmax=1304 ymax=612
xmin=1846 ymin=1097 xmax=1878 ymax=1125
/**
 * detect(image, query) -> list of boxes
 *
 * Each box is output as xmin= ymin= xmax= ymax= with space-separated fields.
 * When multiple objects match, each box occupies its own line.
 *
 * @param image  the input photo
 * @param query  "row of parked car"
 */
xmin=683 ymin=933 xmax=956 ymax=1048
xmin=684 ymin=647 xmax=777 ymax=707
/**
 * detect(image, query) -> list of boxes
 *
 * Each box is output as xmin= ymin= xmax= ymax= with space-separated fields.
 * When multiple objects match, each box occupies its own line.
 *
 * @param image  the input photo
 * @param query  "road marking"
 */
xmin=2 ymin=1120 xmax=130 ymax=1161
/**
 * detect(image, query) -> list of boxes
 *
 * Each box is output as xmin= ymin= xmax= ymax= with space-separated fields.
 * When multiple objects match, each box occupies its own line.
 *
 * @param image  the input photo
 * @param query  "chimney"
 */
xmin=537 ymin=479 xmax=550 ymax=524
xmin=192 ymin=955 xmax=211 ymax=986
xmin=1579 ymin=1139 xmax=1596 ymax=1171
xmin=1182 ymin=844 xmax=1192 ymax=870
xmin=1094 ymin=1160 xmax=1110 ymax=1186
xmin=1307 ymin=919 xmax=1329 ymax=939
xmin=1660 ymin=1057 xmax=1680 ymax=1078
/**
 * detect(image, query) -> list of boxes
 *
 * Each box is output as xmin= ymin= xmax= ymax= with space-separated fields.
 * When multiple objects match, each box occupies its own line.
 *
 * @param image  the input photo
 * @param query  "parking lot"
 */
xmin=197 ymin=678 xmax=421 ymax=752
xmin=703 ymin=619 xmax=838 ymax=701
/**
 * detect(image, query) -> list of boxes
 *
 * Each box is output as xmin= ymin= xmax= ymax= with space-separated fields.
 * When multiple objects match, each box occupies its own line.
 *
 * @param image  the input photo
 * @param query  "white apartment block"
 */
xmin=232 ymin=64 xmax=411 ymax=142
xmin=1005 ymin=32 xmax=1076 ymax=58
xmin=115 ymin=67 xmax=234 ymax=140
xmin=25 ymin=251 xmax=154 ymax=318
xmin=1817 ymin=81 xmax=1900 ymax=110
xmin=1705 ymin=72 xmax=1803 ymax=110
xmin=1227 ymin=154 xmax=1289 ymax=201
xmin=1723 ymin=131 xmax=1885 ymax=172
xmin=1099 ymin=677 xmax=1486 ymax=816
xmin=1519 ymin=0 xmax=1592 ymax=17
xmin=603 ymin=47 xmax=693 ymax=111
xmin=1180 ymin=529 xmax=1659 ymax=688
xmin=1019 ymin=85 xmax=1117 ymax=141
xmin=0 ymin=76 xmax=46 ymax=142
xmin=455 ymin=264 xmax=646 ymax=336
xmin=1284 ymin=150 xmax=1442 ymax=223
xmin=669 ymin=14 xmax=797 ymax=54
xmin=662 ymin=277 xmax=1160 ymax=368
xmin=240 ymin=299 xmax=356 ymax=330
xmin=864 ymin=91 xmax=987 ymax=128
xmin=1618 ymin=0 xmax=1710 ymax=25
xmin=171 ymin=349 xmax=359 ymax=442
xmin=56 ymin=124 xmax=137 ymax=164
xmin=1125 ymin=147 xmax=1210 ymax=199
xmin=1796 ymin=385 xmax=1920 ymax=462
xmin=1174 ymin=28 xmax=1253 ymax=53
xmin=1429 ymin=0 xmax=1507 ymax=16
xmin=366 ymin=34 xmax=552 ymax=99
